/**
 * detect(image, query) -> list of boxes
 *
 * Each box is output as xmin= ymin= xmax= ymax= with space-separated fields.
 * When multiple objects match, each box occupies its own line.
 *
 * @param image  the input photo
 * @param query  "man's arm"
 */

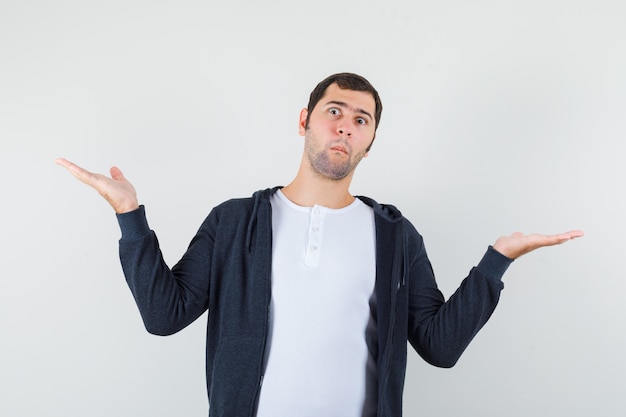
xmin=56 ymin=157 xmax=212 ymax=334
xmin=407 ymin=227 xmax=583 ymax=367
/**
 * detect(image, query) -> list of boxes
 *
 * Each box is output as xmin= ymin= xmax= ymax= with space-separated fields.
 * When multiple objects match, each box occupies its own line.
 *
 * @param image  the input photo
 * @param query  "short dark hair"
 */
xmin=305 ymin=72 xmax=383 ymax=132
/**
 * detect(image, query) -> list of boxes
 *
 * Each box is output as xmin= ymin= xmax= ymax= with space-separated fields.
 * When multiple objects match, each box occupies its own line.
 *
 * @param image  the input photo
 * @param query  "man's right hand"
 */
xmin=55 ymin=158 xmax=140 ymax=214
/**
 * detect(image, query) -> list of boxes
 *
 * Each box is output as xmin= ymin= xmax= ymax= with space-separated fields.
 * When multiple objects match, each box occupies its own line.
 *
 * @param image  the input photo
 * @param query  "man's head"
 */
xmin=298 ymin=74 xmax=381 ymax=182
xmin=305 ymin=73 xmax=383 ymax=139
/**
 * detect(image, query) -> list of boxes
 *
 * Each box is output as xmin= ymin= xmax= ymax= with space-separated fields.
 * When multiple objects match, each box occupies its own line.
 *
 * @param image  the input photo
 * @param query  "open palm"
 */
xmin=56 ymin=157 xmax=139 ymax=214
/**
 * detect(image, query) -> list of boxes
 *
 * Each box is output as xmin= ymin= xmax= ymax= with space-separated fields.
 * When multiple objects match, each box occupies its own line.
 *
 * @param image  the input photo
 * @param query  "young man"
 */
xmin=56 ymin=73 xmax=582 ymax=417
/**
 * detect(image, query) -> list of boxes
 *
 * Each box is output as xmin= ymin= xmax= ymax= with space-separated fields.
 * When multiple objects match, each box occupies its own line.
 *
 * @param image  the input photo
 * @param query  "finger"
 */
xmin=531 ymin=232 xmax=580 ymax=248
xmin=564 ymin=229 xmax=585 ymax=239
xmin=55 ymin=157 xmax=95 ymax=183
xmin=110 ymin=166 xmax=125 ymax=182
xmin=55 ymin=157 xmax=78 ymax=171
xmin=545 ymin=230 xmax=585 ymax=245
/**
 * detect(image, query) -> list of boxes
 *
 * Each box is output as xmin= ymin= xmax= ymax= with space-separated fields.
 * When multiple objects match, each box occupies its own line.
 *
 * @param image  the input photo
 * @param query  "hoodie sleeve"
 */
xmin=406 ymin=226 xmax=512 ymax=368
xmin=117 ymin=206 xmax=215 ymax=336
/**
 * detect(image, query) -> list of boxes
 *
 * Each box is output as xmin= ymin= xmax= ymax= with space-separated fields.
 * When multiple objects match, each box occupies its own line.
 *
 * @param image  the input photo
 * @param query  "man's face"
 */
xmin=299 ymin=83 xmax=377 ymax=181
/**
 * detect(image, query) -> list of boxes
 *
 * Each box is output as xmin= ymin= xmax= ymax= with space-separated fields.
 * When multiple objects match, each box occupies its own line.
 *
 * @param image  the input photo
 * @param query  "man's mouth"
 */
xmin=330 ymin=146 xmax=348 ymax=155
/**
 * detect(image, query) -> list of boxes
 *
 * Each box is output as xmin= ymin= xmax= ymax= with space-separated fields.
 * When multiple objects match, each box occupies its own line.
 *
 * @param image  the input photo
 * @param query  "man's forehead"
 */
xmin=319 ymin=84 xmax=376 ymax=115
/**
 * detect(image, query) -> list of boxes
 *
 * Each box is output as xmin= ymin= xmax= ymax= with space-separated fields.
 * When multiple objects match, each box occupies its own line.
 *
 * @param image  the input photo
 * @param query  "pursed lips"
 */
xmin=330 ymin=145 xmax=349 ymax=155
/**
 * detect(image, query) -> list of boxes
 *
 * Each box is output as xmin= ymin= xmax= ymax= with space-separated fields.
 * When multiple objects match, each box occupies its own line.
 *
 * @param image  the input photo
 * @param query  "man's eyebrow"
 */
xmin=324 ymin=100 xmax=373 ymax=121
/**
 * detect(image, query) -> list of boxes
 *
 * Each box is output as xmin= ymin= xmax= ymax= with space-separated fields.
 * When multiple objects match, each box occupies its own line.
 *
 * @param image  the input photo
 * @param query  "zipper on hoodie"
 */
xmin=379 ymin=226 xmax=405 ymax=414
xmin=249 ymin=194 xmax=273 ymax=417
xmin=250 ymin=288 xmax=271 ymax=416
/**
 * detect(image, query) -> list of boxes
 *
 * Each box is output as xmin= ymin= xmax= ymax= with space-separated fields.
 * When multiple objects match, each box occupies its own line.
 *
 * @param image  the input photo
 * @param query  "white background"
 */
xmin=1 ymin=0 xmax=624 ymax=416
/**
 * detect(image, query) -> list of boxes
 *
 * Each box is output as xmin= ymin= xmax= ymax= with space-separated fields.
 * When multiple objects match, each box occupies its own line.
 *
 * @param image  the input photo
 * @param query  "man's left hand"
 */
xmin=493 ymin=230 xmax=584 ymax=260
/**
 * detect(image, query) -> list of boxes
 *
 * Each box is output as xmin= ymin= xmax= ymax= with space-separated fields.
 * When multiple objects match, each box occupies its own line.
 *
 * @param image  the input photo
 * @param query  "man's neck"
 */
xmin=281 ymin=165 xmax=356 ymax=209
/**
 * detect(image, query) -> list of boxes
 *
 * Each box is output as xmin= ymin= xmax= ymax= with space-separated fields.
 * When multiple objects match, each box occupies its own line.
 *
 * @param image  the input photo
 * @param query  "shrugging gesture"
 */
xmin=53 ymin=73 xmax=586 ymax=416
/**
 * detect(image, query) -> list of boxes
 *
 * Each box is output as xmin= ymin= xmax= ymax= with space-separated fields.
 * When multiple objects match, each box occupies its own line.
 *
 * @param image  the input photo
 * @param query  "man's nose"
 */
xmin=337 ymin=123 xmax=352 ymax=137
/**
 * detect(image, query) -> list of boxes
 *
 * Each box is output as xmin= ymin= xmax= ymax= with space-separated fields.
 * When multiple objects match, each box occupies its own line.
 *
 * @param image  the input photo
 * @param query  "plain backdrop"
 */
xmin=1 ymin=0 xmax=624 ymax=416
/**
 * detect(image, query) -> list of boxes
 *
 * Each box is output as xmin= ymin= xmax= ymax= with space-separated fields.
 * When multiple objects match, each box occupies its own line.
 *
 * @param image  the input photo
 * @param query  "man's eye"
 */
xmin=356 ymin=118 xmax=367 ymax=125
xmin=329 ymin=108 xmax=340 ymax=115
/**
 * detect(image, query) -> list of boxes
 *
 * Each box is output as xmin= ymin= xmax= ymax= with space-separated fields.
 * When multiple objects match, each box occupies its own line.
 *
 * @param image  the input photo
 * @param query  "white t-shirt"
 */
xmin=255 ymin=190 xmax=378 ymax=417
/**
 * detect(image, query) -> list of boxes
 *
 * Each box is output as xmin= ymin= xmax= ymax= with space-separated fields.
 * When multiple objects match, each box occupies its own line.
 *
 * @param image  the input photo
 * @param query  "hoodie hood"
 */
xmin=356 ymin=195 xmax=404 ymax=223
xmin=246 ymin=187 xmax=281 ymax=251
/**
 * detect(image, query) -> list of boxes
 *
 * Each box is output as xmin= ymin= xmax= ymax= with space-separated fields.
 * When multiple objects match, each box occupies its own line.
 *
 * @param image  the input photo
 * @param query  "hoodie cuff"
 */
xmin=476 ymin=246 xmax=514 ymax=281
xmin=116 ymin=205 xmax=151 ymax=240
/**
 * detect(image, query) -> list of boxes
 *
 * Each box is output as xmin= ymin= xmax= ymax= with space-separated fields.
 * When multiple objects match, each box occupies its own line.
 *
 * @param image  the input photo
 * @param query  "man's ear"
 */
xmin=298 ymin=108 xmax=308 ymax=136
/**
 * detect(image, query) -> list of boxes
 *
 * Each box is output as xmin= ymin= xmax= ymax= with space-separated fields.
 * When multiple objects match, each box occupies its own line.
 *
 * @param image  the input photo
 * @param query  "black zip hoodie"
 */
xmin=117 ymin=187 xmax=512 ymax=416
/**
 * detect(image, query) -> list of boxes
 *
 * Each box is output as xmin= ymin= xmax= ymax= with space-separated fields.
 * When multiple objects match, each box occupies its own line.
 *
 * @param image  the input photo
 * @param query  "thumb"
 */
xmin=110 ymin=166 xmax=125 ymax=181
